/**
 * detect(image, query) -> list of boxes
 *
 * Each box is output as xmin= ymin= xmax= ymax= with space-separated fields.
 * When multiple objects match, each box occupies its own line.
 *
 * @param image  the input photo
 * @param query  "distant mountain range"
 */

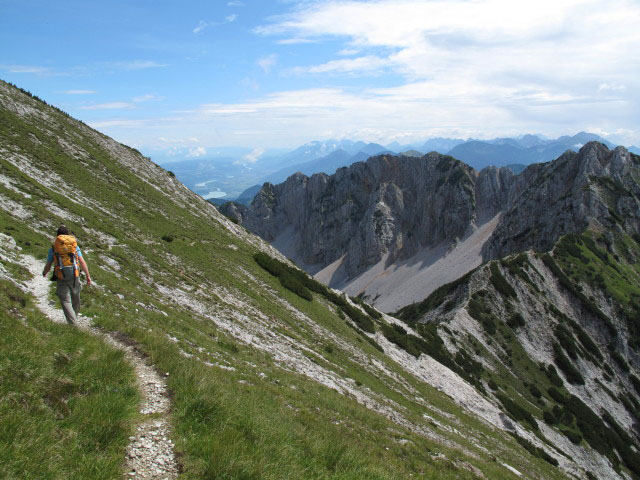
xmin=161 ymin=132 xmax=631 ymax=204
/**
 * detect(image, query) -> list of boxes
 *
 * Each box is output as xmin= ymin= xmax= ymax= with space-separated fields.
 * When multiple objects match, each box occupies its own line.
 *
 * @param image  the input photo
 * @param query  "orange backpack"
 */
xmin=53 ymin=235 xmax=79 ymax=281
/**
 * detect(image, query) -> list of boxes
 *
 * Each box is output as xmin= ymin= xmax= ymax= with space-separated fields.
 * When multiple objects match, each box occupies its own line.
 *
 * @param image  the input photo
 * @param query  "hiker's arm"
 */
xmin=78 ymin=256 xmax=92 ymax=285
xmin=42 ymin=261 xmax=52 ymax=277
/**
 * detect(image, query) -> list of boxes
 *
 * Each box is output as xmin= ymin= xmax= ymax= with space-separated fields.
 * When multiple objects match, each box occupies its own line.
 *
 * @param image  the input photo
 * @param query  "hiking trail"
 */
xmin=22 ymin=254 xmax=179 ymax=480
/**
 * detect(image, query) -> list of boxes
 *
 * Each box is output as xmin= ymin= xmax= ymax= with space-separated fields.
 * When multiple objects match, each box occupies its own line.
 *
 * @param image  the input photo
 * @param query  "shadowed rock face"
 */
xmin=482 ymin=143 xmax=640 ymax=260
xmin=227 ymin=153 xmax=517 ymax=278
xmin=226 ymin=143 xmax=640 ymax=290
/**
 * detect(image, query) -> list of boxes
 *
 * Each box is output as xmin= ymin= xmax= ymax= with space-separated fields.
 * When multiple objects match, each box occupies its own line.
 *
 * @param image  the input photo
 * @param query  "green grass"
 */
xmin=0 ymin=279 xmax=138 ymax=479
xmin=0 ymin=80 xmax=573 ymax=480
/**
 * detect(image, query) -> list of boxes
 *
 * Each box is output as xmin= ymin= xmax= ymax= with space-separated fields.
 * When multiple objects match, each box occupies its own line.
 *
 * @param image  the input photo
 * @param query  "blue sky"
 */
xmin=1 ymin=0 xmax=639 ymax=161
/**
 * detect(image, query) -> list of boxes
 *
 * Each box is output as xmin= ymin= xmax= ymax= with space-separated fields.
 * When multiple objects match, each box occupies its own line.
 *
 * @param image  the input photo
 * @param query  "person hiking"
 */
xmin=41 ymin=225 xmax=92 ymax=324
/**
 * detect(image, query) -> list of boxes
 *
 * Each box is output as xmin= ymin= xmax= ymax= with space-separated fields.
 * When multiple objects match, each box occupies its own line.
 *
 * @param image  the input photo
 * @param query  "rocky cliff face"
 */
xmin=224 ymin=153 xmax=516 ymax=277
xmin=226 ymin=143 xmax=640 ymax=312
xmin=396 ymin=232 xmax=640 ymax=480
xmin=483 ymin=143 xmax=640 ymax=260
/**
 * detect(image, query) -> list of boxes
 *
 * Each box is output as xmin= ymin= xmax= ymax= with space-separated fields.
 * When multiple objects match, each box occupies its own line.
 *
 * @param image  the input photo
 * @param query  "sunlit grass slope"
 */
xmin=0 ymin=79 xmax=569 ymax=479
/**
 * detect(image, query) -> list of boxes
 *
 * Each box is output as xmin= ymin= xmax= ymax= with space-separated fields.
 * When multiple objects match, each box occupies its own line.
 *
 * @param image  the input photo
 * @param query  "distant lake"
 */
xmin=202 ymin=189 xmax=227 ymax=199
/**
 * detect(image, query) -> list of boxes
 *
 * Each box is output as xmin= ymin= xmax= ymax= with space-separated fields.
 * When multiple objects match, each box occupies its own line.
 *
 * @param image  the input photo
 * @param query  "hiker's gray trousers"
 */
xmin=56 ymin=279 xmax=82 ymax=324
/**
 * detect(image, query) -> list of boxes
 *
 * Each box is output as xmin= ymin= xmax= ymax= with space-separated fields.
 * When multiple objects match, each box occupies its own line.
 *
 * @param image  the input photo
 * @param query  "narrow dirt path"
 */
xmin=22 ymin=255 xmax=179 ymax=480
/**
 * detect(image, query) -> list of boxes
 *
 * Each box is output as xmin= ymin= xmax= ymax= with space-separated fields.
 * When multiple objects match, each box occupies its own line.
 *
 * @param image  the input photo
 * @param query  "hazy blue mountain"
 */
xmin=400 ymin=150 xmax=424 ymax=157
xmin=263 ymin=144 xmax=391 ymax=187
xmin=628 ymin=145 xmax=640 ymax=155
xmin=505 ymin=164 xmax=527 ymax=174
xmin=448 ymin=132 xmax=616 ymax=169
xmin=234 ymin=184 xmax=262 ymax=205
xmin=420 ymin=137 xmax=465 ymax=154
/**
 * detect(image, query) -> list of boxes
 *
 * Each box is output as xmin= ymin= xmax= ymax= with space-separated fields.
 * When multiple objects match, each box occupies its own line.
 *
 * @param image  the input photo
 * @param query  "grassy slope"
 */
xmin=0 ymin=277 xmax=138 ymax=479
xmin=0 ymin=80 xmax=568 ymax=479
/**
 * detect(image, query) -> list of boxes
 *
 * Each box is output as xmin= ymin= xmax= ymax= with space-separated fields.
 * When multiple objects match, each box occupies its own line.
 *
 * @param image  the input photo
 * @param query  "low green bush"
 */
xmin=496 ymin=393 xmax=538 ymax=430
xmin=510 ymin=433 xmax=558 ymax=466
xmin=544 ymin=364 xmax=564 ymax=388
xmin=547 ymin=387 xmax=566 ymax=404
xmin=490 ymin=263 xmax=517 ymax=298
xmin=507 ymin=313 xmax=525 ymax=329
xmin=552 ymin=342 xmax=584 ymax=385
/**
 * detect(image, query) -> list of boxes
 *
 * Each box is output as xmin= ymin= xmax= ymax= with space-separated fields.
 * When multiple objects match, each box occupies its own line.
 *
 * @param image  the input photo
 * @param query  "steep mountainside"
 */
xmin=396 ymin=232 xmax=640 ymax=480
xmin=483 ymin=144 xmax=640 ymax=260
xmin=226 ymin=144 xmax=640 ymax=315
xmin=1 ymin=80 xmax=587 ymax=479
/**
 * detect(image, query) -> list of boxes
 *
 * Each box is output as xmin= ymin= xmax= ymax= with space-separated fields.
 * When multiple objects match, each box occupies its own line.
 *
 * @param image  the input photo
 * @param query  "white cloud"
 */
xmin=234 ymin=147 xmax=265 ymax=165
xmin=247 ymin=0 xmax=640 ymax=145
xmin=276 ymin=38 xmax=315 ymax=45
xmin=598 ymin=83 xmax=626 ymax=92
xmin=0 ymin=64 xmax=55 ymax=75
xmin=132 ymin=94 xmax=156 ymax=102
xmin=187 ymin=146 xmax=207 ymax=158
xmin=257 ymin=54 xmax=277 ymax=73
xmin=292 ymin=55 xmax=390 ymax=75
xmin=79 ymin=102 xmax=134 ymax=110
xmin=107 ymin=60 xmax=168 ymax=70
xmin=61 ymin=90 xmax=96 ymax=94
xmin=193 ymin=14 xmax=238 ymax=34
xmin=227 ymin=0 xmax=244 ymax=6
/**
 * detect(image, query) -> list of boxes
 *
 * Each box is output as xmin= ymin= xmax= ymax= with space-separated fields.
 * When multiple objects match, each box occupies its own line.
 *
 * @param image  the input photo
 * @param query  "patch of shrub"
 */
xmin=562 ymin=429 xmax=583 ymax=445
xmin=567 ymin=320 xmax=603 ymax=363
xmin=563 ymin=394 xmax=640 ymax=475
xmin=610 ymin=349 xmax=630 ymax=372
xmin=254 ymin=252 xmax=377 ymax=331
xmin=507 ymin=313 xmax=525 ymax=329
xmin=603 ymin=362 xmax=614 ymax=377
xmin=381 ymin=323 xmax=430 ymax=358
xmin=547 ymin=387 xmax=566 ymax=404
xmin=489 ymin=263 xmax=517 ymax=298
xmin=528 ymin=384 xmax=542 ymax=398
xmin=553 ymin=342 xmax=584 ymax=385
xmin=510 ymin=433 xmax=558 ymax=466
xmin=541 ymin=253 xmax=616 ymax=336
xmin=488 ymin=379 xmax=499 ymax=391
xmin=496 ymin=393 xmax=538 ymax=430
xmin=544 ymin=364 xmax=564 ymax=388
xmin=395 ymin=269 xmax=475 ymax=324
xmin=278 ymin=273 xmax=313 ymax=301
xmin=161 ymin=234 xmax=174 ymax=242
xmin=555 ymin=324 xmax=580 ymax=360
xmin=630 ymin=374 xmax=640 ymax=395
xmin=467 ymin=294 xmax=497 ymax=334
xmin=353 ymin=296 xmax=382 ymax=319
xmin=543 ymin=410 xmax=557 ymax=424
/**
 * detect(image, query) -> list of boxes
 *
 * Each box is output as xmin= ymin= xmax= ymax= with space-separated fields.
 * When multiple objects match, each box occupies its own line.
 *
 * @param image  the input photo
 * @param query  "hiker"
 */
xmin=42 ymin=225 xmax=92 ymax=324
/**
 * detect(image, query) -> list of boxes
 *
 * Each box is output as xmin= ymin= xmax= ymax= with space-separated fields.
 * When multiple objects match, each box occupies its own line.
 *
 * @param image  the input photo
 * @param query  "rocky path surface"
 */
xmin=22 ymin=255 xmax=179 ymax=480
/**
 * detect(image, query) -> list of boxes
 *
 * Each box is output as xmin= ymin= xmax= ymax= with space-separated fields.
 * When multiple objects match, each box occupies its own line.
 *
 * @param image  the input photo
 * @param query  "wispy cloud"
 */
xmin=257 ymin=54 xmax=277 ymax=73
xmin=1 ymin=60 xmax=167 ymax=77
xmin=227 ymin=1 xmax=244 ymax=6
xmin=193 ymin=14 xmax=238 ymax=34
xmin=0 ymin=64 xmax=57 ymax=76
xmin=291 ymin=55 xmax=390 ymax=75
xmin=186 ymin=146 xmax=207 ymax=158
xmin=79 ymin=102 xmax=134 ymax=110
xmin=132 ymin=94 xmax=157 ymax=102
xmin=106 ymin=60 xmax=168 ymax=70
xmin=61 ymin=89 xmax=96 ymax=94
xmin=234 ymin=147 xmax=265 ymax=165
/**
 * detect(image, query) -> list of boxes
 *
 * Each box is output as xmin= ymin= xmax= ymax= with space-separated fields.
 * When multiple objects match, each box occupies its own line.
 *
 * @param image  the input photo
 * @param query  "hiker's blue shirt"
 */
xmin=47 ymin=247 xmax=83 ymax=263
